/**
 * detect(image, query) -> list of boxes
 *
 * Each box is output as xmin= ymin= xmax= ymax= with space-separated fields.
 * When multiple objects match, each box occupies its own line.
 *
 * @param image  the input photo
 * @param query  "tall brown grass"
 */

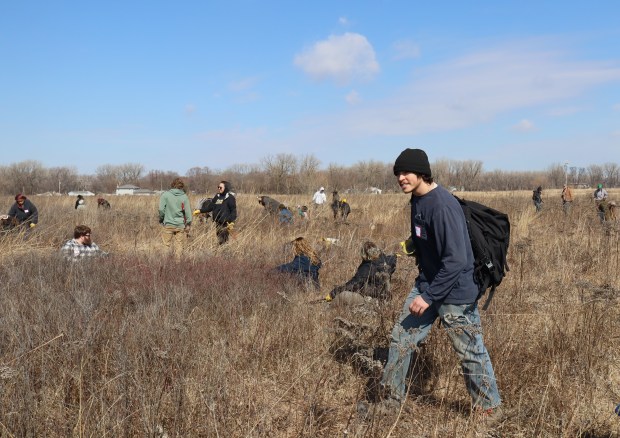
xmin=0 ymin=189 xmax=619 ymax=437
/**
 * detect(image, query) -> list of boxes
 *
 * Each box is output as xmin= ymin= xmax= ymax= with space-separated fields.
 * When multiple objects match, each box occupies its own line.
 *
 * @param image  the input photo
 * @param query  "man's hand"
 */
xmin=409 ymin=295 xmax=430 ymax=316
xmin=193 ymin=209 xmax=201 ymax=216
xmin=29 ymin=223 xmax=36 ymax=228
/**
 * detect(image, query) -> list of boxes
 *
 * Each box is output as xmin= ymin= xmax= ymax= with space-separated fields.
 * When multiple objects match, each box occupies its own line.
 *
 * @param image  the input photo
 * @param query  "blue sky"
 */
xmin=1 ymin=1 xmax=619 ymax=174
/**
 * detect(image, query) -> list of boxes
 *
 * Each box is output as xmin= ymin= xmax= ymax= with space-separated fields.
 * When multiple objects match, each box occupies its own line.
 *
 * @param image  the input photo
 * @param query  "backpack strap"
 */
xmin=481 ymin=285 xmax=496 ymax=310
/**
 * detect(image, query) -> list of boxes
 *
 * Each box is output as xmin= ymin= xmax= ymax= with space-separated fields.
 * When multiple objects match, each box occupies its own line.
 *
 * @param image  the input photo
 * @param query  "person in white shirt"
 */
xmin=312 ymin=187 xmax=327 ymax=207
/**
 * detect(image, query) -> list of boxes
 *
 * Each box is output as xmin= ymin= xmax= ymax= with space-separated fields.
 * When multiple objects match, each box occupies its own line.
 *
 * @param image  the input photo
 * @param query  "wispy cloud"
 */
xmin=392 ymin=39 xmax=421 ymax=60
xmin=228 ymin=77 xmax=260 ymax=93
xmin=338 ymin=16 xmax=349 ymax=26
xmin=546 ymin=106 xmax=582 ymax=116
xmin=333 ymin=41 xmax=620 ymax=135
xmin=345 ymin=90 xmax=361 ymax=105
xmin=513 ymin=119 xmax=536 ymax=132
xmin=293 ymin=33 xmax=380 ymax=85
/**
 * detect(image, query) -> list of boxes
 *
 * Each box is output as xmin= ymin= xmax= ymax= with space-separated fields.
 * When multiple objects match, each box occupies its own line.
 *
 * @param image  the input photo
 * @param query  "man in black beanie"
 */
xmin=369 ymin=148 xmax=502 ymax=423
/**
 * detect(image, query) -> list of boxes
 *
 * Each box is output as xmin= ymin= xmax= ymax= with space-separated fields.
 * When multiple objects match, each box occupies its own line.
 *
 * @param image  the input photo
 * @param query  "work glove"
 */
xmin=226 ymin=222 xmax=234 ymax=232
xmin=324 ymin=294 xmax=333 ymax=302
xmin=193 ymin=209 xmax=201 ymax=216
xmin=400 ymin=238 xmax=415 ymax=256
xmin=29 ymin=223 xmax=36 ymax=228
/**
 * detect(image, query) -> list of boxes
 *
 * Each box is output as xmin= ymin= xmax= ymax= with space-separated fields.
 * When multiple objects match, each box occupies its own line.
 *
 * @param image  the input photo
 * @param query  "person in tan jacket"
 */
xmin=561 ymin=184 xmax=574 ymax=215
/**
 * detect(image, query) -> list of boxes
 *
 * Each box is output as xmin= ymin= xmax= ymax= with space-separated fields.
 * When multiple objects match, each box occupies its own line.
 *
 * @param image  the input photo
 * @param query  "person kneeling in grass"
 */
xmin=276 ymin=237 xmax=321 ymax=289
xmin=60 ymin=225 xmax=108 ymax=261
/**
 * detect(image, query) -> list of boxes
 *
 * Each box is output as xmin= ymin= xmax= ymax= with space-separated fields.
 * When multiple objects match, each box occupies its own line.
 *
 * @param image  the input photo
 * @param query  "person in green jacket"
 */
xmin=159 ymin=177 xmax=192 ymax=256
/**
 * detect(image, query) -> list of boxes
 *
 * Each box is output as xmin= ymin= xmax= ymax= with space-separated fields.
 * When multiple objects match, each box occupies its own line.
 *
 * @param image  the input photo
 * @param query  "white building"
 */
xmin=115 ymin=184 xmax=141 ymax=195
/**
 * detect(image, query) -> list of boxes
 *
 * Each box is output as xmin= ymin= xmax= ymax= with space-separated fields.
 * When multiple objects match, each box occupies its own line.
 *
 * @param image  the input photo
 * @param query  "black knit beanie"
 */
xmin=393 ymin=148 xmax=432 ymax=176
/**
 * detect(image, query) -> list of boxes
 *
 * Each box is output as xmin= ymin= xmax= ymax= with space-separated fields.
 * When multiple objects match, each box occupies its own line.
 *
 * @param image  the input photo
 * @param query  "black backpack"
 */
xmin=455 ymin=196 xmax=510 ymax=310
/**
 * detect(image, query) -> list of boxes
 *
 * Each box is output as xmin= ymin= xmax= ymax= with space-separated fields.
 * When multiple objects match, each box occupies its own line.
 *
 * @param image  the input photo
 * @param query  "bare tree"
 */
xmin=185 ymin=166 xmax=212 ymax=193
xmin=46 ymin=166 xmax=79 ymax=194
xmin=586 ymin=164 xmax=604 ymax=187
xmin=117 ymin=163 xmax=145 ymax=185
xmin=298 ymin=154 xmax=321 ymax=193
xmin=602 ymin=162 xmax=619 ymax=187
xmin=95 ymin=165 xmax=120 ymax=193
xmin=261 ymin=154 xmax=298 ymax=194
xmin=5 ymin=160 xmax=45 ymax=195
xmin=432 ymin=159 xmax=452 ymax=187
xmin=460 ymin=160 xmax=484 ymax=190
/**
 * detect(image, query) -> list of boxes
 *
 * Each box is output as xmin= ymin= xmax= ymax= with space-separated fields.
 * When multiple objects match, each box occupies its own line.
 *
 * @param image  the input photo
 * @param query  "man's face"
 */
xmin=217 ymin=184 xmax=225 ymax=193
xmin=396 ymin=171 xmax=422 ymax=194
xmin=16 ymin=198 xmax=25 ymax=206
xmin=78 ymin=232 xmax=92 ymax=245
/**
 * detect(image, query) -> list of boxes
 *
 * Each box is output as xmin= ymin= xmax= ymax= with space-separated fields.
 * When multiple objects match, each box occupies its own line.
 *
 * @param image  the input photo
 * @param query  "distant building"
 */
xmin=115 ymin=185 xmax=156 ymax=196
xmin=133 ymin=188 xmax=156 ymax=196
xmin=68 ymin=190 xmax=95 ymax=197
xmin=115 ymin=184 xmax=141 ymax=195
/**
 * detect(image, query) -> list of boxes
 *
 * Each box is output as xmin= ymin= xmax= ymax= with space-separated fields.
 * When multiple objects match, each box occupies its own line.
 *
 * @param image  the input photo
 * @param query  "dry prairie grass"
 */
xmin=0 ymin=190 xmax=619 ymax=437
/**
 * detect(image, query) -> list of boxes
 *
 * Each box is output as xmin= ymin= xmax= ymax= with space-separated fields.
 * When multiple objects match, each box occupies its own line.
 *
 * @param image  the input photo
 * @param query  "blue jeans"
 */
xmin=380 ymin=287 xmax=501 ymax=409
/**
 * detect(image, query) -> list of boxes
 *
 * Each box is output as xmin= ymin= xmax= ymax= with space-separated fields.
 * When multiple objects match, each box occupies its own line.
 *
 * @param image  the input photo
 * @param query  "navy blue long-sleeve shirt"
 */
xmin=411 ymin=185 xmax=478 ymax=304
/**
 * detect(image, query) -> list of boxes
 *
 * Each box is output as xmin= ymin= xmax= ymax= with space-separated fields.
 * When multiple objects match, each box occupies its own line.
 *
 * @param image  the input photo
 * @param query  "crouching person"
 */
xmin=327 ymin=241 xmax=396 ymax=305
xmin=276 ymin=237 xmax=321 ymax=289
xmin=60 ymin=225 xmax=108 ymax=261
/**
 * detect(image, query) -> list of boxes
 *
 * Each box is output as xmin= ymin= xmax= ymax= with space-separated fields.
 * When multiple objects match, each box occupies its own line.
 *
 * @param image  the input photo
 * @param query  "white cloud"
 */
xmin=338 ymin=16 xmax=349 ymax=26
xmin=293 ymin=33 xmax=380 ymax=85
xmin=513 ymin=119 xmax=536 ymax=132
xmin=392 ymin=39 xmax=421 ymax=60
xmin=333 ymin=41 xmax=620 ymax=135
xmin=345 ymin=90 xmax=361 ymax=105
xmin=228 ymin=77 xmax=259 ymax=93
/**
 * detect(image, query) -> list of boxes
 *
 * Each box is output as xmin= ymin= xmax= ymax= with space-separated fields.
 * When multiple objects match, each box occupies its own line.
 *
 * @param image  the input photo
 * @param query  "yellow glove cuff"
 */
xmin=29 ymin=223 xmax=36 ymax=228
xmin=400 ymin=239 xmax=415 ymax=255
xmin=324 ymin=295 xmax=332 ymax=302
xmin=193 ymin=210 xmax=201 ymax=216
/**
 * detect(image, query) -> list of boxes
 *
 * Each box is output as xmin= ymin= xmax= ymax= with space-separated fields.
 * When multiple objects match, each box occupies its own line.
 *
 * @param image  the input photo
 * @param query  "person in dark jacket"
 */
xmin=195 ymin=180 xmax=237 ymax=245
xmin=258 ymin=195 xmax=281 ymax=215
xmin=276 ymin=237 xmax=321 ymax=289
xmin=7 ymin=194 xmax=38 ymax=228
xmin=376 ymin=148 xmax=501 ymax=420
xmin=327 ymin=241 xmax=397 ymax=301
xmin=532 ymin=186 xmax=543 ymax=212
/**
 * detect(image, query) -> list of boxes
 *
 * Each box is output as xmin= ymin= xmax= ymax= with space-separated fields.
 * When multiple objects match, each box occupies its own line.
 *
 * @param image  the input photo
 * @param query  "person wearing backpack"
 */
xmin=368 ymin=148 xmax=502 ymax=423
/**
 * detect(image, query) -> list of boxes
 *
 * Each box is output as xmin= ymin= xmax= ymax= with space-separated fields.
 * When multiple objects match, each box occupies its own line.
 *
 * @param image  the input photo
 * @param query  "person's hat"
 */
xmin=15 ymin=193 xmax=26 ymax=201
xmin=598 ymin=183 xmax=603 ymax=189
xmin=393 ymin=148 xmax=432 ymax=176
xmin=610 ymin=201 xmax=617 ymax=206
xmin=319 ymin=187 xmax=325 ymax=191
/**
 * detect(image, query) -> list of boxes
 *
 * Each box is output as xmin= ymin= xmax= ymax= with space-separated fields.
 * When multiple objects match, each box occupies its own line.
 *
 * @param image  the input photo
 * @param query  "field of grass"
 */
xmin=1 ymin=189 xmax=619 ymax=437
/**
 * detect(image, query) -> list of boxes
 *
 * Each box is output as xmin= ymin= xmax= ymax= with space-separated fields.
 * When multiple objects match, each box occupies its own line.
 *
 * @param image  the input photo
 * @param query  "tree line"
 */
xmin=0 ymin=155 xmax=618 ymax=196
